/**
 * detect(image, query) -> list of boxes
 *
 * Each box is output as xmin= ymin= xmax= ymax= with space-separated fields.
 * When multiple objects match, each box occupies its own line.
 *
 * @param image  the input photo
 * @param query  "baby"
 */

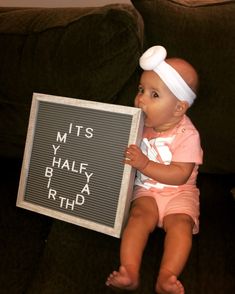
xmin=106 ymin=46 xmax=203 ymax=294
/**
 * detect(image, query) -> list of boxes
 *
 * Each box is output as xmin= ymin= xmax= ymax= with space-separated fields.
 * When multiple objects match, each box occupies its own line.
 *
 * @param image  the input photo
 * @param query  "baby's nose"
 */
xmin=135 ymin=98 xmax=145 ymax=109
xmin=138 ymin=93 xmax=149 ymax=104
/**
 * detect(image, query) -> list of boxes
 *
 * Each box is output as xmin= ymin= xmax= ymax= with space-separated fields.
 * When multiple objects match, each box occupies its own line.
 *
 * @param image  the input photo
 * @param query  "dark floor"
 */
xmin=1 ymin=158 xmax=235 ymax=294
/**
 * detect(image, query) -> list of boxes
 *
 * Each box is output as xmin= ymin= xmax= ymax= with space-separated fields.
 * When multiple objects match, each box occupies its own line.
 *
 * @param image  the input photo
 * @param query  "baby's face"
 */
xmin=135 ymin=70 xmax=179 ymax=132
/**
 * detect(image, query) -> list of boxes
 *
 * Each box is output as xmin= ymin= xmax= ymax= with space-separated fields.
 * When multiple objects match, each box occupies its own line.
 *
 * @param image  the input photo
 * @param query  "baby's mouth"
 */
xmin=141 ymin=109 xmax=147 ymax=118
xmin=140 ymin=108 xmax=145 ymax=116
xmin=138 ymin=106 xmax=148 ymax=122
xmin=141 ymin=111 xmax=148 ymax=124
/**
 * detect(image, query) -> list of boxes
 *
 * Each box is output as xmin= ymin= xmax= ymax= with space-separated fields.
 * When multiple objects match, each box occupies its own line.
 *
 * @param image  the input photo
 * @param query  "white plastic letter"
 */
xmin=45 ymin=167 xmax=53 ymax=178
xmin=48 ymin=189 xmax=57 ymax=200
xmin=76 ymin=194 xmax=85 ymax=206
xmin=57 ymin=132 xmax=67 ymax=143
xmin=52 ymin=145 xmax=60 ymax=155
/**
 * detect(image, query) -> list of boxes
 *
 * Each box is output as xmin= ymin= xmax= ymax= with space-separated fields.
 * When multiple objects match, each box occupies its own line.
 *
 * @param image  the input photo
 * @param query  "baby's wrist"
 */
xmin=139 ymin=159 xmax=149 ymax=172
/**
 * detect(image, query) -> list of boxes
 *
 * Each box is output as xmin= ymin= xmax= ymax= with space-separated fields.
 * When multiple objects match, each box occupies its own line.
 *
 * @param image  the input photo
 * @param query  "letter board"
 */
xmin=17 ymin=93 xmax=144 ymax=238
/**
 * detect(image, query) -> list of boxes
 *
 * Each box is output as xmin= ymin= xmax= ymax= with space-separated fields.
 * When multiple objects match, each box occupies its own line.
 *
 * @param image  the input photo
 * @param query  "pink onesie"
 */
xmin=133 ymin=115 xmax=203 ymax=234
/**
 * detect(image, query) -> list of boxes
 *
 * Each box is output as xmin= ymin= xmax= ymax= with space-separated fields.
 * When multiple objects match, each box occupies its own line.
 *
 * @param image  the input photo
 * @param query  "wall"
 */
xmin=0 ymin=0 xmax=130 ymax=7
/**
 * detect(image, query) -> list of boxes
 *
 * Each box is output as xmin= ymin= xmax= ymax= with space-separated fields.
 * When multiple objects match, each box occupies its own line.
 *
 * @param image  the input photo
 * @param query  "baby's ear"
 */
xmin=175 ymin=101 xmax=189 ymax=116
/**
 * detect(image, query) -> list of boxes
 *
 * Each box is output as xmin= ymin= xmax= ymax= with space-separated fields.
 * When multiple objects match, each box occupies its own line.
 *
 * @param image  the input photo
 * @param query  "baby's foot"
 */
xmin=106 ymin=265 xmax=139 ymax=290
xmin=156 ymin=270 xmax=184 ymax=294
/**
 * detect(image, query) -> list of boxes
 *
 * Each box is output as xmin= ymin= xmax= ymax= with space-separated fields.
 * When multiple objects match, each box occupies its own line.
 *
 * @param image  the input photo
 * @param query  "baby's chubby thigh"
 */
xmin=130 ymin=194 xmax=159 ymax=233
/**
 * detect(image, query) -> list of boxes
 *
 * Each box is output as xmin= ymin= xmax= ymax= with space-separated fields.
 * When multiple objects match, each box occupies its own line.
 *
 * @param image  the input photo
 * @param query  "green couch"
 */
xmin=0 ymin=1 xmax=234 ymax=293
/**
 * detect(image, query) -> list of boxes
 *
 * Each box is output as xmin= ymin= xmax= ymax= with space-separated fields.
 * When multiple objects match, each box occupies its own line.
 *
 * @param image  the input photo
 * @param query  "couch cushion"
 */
xmin=0 ymin=5 xmax=143 ymax=158
xmin=131 ymin=0 xmax=235 ymax=173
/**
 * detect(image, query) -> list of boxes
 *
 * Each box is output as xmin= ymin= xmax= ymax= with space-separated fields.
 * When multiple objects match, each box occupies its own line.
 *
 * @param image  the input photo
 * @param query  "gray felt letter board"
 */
xmin=17 ymin=93 xmax=144 ymax=238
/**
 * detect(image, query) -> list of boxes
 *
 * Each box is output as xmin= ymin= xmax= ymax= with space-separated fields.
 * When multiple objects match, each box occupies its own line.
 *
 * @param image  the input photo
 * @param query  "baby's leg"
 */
xmin=106 ymin=196 xmax=158 ymax=290
xmin=156 ymin=213 xmax=194 ymax=294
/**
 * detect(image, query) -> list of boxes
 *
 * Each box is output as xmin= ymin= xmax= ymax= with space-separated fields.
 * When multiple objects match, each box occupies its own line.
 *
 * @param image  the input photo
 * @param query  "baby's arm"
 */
xmin=125 ymin=144 xmax=194 ymax=186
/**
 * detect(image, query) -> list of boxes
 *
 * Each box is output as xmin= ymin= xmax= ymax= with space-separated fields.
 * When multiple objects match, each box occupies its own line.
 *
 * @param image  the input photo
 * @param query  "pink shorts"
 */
xmin=133 ymin=186 xmax=200 ymax=234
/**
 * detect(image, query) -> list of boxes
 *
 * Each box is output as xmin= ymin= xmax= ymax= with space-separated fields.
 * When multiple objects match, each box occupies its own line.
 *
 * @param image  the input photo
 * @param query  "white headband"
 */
xmin=139 ymin=46 xmax=196 ymax=106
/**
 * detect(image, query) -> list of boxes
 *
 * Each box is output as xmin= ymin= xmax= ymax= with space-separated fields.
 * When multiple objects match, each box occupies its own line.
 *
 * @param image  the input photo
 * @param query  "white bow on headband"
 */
xmin=139 ymin=46 xmax=196 ymax=106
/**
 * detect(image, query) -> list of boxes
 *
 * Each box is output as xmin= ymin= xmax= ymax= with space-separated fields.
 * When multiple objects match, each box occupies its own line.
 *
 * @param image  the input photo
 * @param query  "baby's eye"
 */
xmin=152 ymin=91 xmax=159 ymax=98
xmin=138 ymin=85 xmax=144 ymax=94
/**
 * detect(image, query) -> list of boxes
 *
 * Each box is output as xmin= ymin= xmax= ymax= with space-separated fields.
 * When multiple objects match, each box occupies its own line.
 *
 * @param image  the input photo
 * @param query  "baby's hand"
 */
xmin=125 ymin=144 xmax=149 ymax=171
